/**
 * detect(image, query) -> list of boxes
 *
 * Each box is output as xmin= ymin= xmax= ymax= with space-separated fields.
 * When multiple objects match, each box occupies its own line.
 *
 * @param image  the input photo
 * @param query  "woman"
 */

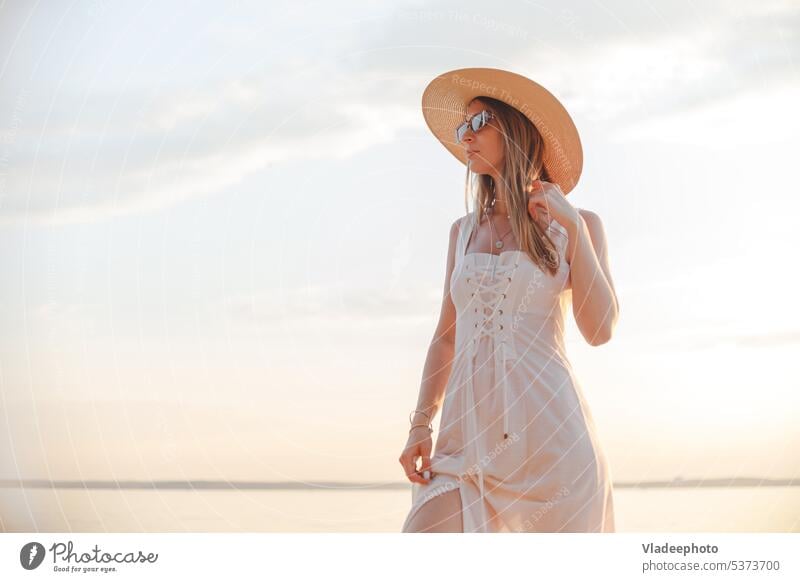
xmin=399 ymin=68 xmax=619 ymax=533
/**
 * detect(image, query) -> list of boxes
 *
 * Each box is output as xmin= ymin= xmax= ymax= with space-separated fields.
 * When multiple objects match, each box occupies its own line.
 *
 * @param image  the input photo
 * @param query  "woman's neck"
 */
xmin=489 ymin=182 xmax=510 ymax=217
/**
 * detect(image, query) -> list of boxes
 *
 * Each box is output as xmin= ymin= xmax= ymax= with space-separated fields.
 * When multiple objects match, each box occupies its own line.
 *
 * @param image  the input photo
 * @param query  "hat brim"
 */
xmin=421 ymin=67 xmax=583 ymax=195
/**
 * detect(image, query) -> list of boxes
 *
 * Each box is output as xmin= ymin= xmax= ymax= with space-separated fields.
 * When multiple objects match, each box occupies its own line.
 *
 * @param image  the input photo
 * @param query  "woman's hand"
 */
xmin=399 ymin=428 xmax=434 ymax=484
xmin=527 ymin=179 xmax=579 ymax=232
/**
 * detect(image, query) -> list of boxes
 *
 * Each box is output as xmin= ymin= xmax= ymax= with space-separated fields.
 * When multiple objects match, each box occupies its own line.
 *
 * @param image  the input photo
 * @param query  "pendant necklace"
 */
xmin=485 ymin=194 xmax=513 ymax=277
xmin=486 ymin=194 xmax=513 ymax=248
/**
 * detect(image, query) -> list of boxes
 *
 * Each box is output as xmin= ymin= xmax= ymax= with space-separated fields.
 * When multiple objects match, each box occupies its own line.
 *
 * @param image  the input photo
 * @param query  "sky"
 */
xmin=0 ymin=0 xmax=798 ymax=487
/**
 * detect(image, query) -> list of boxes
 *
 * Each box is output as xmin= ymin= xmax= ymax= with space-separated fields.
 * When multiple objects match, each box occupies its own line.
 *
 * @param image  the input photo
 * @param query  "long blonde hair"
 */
xmin=463 ymin=96 xmax=561 ymax=276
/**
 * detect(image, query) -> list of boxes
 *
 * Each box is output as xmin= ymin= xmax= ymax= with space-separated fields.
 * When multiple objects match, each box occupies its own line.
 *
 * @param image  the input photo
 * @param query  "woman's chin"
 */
xmin=468 ymin=162 xmax=492 ymax=175
xmin=467 ymin=156 xmax=502 ymax=174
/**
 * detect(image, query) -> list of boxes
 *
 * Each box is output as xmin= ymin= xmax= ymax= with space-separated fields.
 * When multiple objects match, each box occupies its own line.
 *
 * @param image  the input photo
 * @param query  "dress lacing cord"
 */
xmin=462 ymin=258 xmax=518 ymax=532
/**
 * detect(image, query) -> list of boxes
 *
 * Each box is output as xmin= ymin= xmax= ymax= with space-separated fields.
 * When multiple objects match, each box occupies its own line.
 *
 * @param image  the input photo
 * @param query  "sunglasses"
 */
xmin=455 ymin=109 xmax=495 ymax=143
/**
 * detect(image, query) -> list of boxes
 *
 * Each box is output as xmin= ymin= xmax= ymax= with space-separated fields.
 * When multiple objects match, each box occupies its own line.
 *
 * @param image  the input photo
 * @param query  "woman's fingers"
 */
xmin=528 ymin=189 xmax=552 ymax=225
xmin=418 ymin=455 xmax=433 ymax=483
xmin=399 ymin=440 xmax=435 ymax=484
xmin=528 ymin=192 xmax=544 ymax=220
xmin=399 ymin=449 xmax=427 ymax=484
xmin=399 ymin=452 xmax=418 ymax=483
xmin=528 ymin=197 xmax=537 ymax=220
xmin=528 ymin=178 xmax=545 ymax=193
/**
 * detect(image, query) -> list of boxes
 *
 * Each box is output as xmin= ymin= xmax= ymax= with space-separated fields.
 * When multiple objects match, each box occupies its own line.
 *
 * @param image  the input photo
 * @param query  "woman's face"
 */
xmin=459 ymin=99 xmax=504 ymax=176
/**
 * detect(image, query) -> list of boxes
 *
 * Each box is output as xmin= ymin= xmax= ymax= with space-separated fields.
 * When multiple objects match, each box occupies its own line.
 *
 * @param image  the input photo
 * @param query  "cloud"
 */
xmin=593 ymin=1 xmax=800 ymax=141
xmin=222 ymin=282 xmax=441 ymax=331
xmin=1 ymin=0 xmax=796 ymax=224
xmin=607 ymin=79 xmax=800 ymax=146
xmin=720 ymin=329 xmax=800 ymax=349
xmin=0 ymin=68 xmax=421 ymax=225
xmin=621 ymin=325 xmax=800 ymax=351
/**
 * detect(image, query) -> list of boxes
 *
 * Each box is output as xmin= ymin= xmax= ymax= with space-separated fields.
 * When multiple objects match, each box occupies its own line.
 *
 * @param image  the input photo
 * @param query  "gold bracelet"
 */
xmin=409 ymin=423 xmax=433 ymax=434
xmin=408 ymin=409 xmax=433 ymax=424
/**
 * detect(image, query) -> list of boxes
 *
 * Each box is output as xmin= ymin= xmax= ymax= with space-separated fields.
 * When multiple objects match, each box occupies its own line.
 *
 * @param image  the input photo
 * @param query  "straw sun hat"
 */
xmin=421 ymin=67 xmax=583 ymax=195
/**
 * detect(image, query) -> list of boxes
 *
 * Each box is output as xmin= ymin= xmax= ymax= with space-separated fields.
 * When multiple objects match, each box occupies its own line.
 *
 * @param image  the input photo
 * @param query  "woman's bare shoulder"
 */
xmin=576 ymin=207 xmax=607 ymax=235
xmin=577 ymin=207 xmax=601 ymax=221
xmin=450 ymin=212 xmax=471 ymax=235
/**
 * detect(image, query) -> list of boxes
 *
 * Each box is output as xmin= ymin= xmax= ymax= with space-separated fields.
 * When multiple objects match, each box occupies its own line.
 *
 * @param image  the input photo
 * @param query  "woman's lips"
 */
xmin=466 ymin=151 xmax=479 ymax=157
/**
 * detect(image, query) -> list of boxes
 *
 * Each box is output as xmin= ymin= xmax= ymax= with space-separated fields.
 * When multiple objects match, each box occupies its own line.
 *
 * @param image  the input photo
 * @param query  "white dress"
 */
xmin=402 ymin=209 xmax=615 ymax=533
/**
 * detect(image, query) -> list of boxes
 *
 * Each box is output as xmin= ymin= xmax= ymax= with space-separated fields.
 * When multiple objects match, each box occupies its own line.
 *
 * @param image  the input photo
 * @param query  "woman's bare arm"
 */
xmin=410 ymin=217 xmax=460 ymax=426
xmin=566 ymin=208 xmax=619 ymax=346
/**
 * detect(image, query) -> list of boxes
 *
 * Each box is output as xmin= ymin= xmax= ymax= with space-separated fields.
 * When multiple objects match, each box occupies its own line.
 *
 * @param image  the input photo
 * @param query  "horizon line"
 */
xmin=1 ymin=477 xmax=798 ymax=491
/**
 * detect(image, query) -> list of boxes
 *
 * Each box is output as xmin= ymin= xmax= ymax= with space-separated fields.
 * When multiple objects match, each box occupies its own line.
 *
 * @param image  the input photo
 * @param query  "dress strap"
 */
xmin=455 ymin=211 xmax=476 ymax=264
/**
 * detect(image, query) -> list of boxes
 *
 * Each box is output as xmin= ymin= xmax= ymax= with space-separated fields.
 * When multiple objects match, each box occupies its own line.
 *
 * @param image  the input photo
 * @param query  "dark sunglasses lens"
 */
xmin=456 ymin=111 xmax=489 ymax=142
xmin=471 ymin=112 xmax=485 ymax=132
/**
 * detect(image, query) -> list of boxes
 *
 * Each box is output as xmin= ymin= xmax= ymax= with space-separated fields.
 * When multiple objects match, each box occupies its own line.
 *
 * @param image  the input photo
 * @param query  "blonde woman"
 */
xmin=399 ymin=68 xmax=619 ymax=533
